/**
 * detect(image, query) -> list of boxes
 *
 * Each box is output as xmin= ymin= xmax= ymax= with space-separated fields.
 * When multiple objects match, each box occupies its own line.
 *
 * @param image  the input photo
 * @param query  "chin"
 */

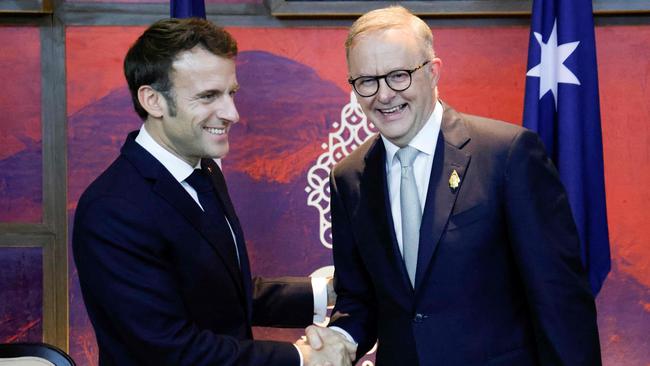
xmin=211 ymin=143 xmax=229 ymax=157
xmin=381 ymin=124 xmax=409 ymax=139
xmin=211 ymin=152 xmax=228 ymax=160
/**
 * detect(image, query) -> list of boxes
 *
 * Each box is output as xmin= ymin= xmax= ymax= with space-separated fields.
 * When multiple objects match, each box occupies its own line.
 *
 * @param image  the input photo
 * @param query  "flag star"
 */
xmin=526 ymin=20 xmax=580 ymax=107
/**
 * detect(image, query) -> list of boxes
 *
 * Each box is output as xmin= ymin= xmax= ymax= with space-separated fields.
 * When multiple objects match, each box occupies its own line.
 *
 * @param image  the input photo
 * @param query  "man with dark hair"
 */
xmin=307 ymin=5 xmax=601 ymax=365
xmin=73 ymin=18 xmax=353 ymax=366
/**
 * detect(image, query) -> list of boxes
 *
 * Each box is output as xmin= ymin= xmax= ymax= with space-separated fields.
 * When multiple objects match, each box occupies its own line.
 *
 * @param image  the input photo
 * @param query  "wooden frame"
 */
xmin=267 ymin=0 xmax=650 ymax=18
xmin=0 ymin=0 xmax=53 ymax=14
xmin=0 ymin=7 xmax=68 ymax=352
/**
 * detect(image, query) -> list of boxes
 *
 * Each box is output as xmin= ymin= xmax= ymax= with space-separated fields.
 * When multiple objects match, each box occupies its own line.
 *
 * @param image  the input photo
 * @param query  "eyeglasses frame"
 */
xmin=348 ymin=60 xmax=431 ymax=98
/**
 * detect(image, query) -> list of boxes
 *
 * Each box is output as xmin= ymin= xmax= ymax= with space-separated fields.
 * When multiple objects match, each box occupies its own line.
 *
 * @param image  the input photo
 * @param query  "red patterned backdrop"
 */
xmin=1 ymin=22 xmax=648 ymax=365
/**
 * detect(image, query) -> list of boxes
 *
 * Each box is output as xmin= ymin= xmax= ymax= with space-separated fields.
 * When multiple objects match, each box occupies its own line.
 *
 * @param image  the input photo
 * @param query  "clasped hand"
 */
xmin=295 ymin=325 xmax=357 ymax=366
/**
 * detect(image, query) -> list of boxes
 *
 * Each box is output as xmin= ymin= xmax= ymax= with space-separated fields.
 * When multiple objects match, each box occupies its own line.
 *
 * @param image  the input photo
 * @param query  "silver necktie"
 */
xmin=396 ymin=146 xmax=421 ymax=287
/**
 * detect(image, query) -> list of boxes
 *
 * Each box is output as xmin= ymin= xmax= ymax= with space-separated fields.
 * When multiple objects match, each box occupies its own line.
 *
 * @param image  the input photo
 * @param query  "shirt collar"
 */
xmin=134 ymin=124 xmax=199 ymax=183
xmin=382 ymin=100 xmax=443 ymax=165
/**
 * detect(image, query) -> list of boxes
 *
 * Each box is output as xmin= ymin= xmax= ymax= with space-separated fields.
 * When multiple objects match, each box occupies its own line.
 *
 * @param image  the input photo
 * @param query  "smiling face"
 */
xmin=348 ymin=27 xmax=441 ymax=147
xmin=145 ymin=46 xmax=240 ymax=166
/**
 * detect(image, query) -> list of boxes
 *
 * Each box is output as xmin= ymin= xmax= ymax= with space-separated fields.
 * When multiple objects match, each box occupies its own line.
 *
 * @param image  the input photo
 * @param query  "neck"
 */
xmin=143 ymin=120 xmax=199 ymax=167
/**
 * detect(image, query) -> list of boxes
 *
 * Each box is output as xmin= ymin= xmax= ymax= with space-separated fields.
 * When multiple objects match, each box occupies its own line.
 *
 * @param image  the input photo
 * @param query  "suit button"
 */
xmin=413 ymin=313 xmax=425 ymax=323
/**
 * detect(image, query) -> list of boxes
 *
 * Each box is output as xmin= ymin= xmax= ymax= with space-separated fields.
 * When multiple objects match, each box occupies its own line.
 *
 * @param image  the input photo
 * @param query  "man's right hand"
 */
xmin=295 ymin=325 xmax=357 ymax=366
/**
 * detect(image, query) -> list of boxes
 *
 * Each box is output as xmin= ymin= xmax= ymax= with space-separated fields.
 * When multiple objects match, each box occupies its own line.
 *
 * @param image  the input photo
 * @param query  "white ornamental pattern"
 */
xmin=305 ymin=92 xmax=377 ymax=249
xmin=305 ymin=91 xmax=379 ymax=364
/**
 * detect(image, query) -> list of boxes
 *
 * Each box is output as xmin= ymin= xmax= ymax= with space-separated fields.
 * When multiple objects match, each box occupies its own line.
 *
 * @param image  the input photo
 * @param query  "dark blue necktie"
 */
xmin=185 ymin=168 xmax=240 ymax=267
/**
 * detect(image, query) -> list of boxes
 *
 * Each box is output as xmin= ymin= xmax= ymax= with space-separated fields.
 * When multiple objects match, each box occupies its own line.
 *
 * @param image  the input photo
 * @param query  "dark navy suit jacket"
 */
xmin=329 ymin=104 xmax=601 ymax=365
xmin=73 ymin=132 xmax=313 ymax=366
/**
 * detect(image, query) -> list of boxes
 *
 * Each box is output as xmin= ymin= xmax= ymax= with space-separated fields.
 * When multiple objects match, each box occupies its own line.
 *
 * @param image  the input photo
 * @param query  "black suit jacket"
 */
xmin=73 ymin=131 xmax=313 ymax=366
xmin=329 ymin=104 xmax=601 ymax=365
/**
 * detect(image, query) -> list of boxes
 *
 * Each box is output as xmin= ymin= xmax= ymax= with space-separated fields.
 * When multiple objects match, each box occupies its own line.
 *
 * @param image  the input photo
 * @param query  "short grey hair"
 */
xmin=345 ymin=6 xmax=435 ymax=63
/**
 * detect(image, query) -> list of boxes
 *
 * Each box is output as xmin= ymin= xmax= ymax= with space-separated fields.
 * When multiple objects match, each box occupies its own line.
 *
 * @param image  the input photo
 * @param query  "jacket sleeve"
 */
xmin=73 ymin=195 xmax=300 ymax=366
xmin=252 ymin=276 xmax=313 ymax=328
xmin=504 ymin=129 xmax=601 ymax=365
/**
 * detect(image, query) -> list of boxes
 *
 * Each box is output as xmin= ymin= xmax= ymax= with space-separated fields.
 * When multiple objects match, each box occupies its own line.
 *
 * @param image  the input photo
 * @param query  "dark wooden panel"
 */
xmin=0 ymin=0 xmax=52 ymax=14
xmin=40 ymin=11 xmax=69 ymax=350
xmin=267 ymin=0 xmax=650 ymax=18
xmin=58 ymin=2 xmax=267 ymax=25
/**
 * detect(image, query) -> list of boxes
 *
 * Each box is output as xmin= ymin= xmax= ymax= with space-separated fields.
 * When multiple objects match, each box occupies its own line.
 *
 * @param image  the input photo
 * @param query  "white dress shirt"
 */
xmin=382 ymin=101 xmax=443 ymax=256
xmin=330 ymin=101 xmax=443 ymax=347
xmin=134 ymin=125 xmax=328 ymax=328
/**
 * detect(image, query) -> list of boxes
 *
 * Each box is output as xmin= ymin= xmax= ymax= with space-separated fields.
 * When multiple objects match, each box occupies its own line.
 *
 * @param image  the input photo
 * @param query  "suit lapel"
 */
xmin=414 ymin=105 xmax=471 ymax=291
xmin=121 ymin=135 xmax=246 ymax=301
xmin=203 ymin=159 xmax=253 ymax=316
xmin=362 ymin=137 xmax=414 ymax=295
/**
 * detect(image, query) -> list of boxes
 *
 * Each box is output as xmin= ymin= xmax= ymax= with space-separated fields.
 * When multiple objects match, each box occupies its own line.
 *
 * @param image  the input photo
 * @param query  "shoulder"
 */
xmin=442 ymin=105 xmax=537 ymax=157
xmin=331 ymin=134 xmax=381 ymax=180
xmin=76 ymin=153 xmax=151 ymax=217
xmin=452 ymin=110 xmax=524 ymax=145
xmin=72 ymin=155 xmax=161 ymax=255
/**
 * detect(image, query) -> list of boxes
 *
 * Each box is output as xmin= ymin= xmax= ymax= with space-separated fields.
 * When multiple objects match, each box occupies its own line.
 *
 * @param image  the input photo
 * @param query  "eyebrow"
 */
xmin=194 ymin=84 xmax=239 ymax=98
xmin=354 ymin=67 xmax=410 ymax=78
xmin=195 ymin=90 xmax=218 ymax=97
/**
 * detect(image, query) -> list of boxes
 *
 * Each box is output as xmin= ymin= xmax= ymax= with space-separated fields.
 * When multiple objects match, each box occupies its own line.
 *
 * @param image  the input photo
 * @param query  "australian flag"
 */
xmin=171 ymin=0 xmax=206 ymax=18
xmin=523 ymin=0 xmax=610 ymax=295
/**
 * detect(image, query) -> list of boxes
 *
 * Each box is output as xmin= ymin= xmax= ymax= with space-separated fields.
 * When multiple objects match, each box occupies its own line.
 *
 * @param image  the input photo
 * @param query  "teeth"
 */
xmin=205 ymin=127 xmax=225 ymax=135
xmin=380 ymin=105 xmax=403 ymax=114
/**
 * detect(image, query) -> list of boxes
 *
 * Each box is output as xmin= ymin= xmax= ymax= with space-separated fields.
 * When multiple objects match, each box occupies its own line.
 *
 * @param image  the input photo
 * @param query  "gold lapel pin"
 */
xmin=449 ymin=169 xmax=460 ymax=191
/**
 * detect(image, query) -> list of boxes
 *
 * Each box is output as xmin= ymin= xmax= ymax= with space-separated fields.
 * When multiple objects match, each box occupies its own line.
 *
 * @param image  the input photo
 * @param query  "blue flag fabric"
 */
xmin=523 ymin=0 xmax=610 ymax=295
xmin=171 ymin=0 xmax=206 ymax=18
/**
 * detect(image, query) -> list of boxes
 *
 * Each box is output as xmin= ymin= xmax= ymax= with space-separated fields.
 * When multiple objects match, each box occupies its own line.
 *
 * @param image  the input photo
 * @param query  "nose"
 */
xmin=217 ymin=95 xmax=240 ymax=125
xmin=376 ymin=78 xmax=396 ymax=103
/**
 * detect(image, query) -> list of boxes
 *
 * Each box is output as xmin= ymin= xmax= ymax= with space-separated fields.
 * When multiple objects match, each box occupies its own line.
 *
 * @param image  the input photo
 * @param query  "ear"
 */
xmin=429 ymin=57 xmax=442 ymax=86
xmin=137 ymin=85 xmax=166 ymax=119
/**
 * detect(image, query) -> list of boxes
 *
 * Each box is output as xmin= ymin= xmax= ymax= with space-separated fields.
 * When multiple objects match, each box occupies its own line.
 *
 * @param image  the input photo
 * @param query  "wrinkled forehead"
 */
xmin=347 ymin=28 xmax=426 ymax=73
xmin=347 ymin=20 xmax=429 ymax=54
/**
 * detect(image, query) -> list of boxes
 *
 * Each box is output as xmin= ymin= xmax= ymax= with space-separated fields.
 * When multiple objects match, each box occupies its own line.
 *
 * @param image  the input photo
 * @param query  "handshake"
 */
xmin=295 ymin=325 xmax=358 ymax=366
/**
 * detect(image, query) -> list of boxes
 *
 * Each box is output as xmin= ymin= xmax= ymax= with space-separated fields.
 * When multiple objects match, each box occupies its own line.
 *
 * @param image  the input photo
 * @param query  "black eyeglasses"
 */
xmin=348 ymin=61 xmax=430 ymax=98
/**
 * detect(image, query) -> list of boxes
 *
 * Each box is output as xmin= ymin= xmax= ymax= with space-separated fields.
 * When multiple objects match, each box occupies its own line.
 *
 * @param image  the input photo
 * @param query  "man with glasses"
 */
xmin=305 ymin=5 xmax=601 ymax=365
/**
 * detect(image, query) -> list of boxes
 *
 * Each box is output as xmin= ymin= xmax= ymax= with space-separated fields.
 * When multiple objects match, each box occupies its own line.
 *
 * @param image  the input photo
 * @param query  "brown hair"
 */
xmin=124 ymin=17 xmax=238 ymax=119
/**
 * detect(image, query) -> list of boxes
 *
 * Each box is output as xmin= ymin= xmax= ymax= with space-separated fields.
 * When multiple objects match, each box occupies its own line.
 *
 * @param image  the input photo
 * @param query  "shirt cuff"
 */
xmin=293 ymin=344 xmax=304 ymax=366
xmin=311 ymin=277 xmax=328 ymax=324
xmin=328 ymin=326 xmax=357 ymax=345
